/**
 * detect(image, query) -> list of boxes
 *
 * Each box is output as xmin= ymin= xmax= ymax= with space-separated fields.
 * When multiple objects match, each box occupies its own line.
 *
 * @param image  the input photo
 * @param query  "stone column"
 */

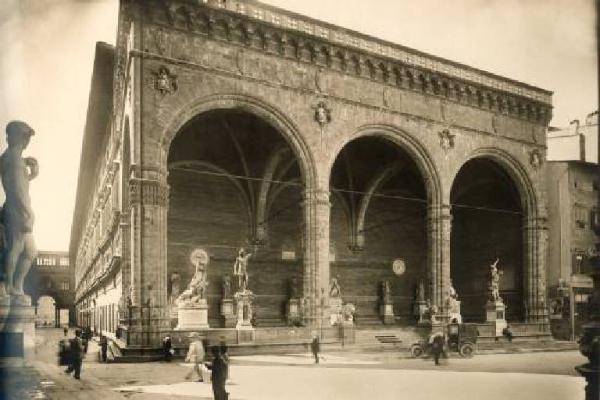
xmin=302 ymin=189 xmax=331 ymax=328
xmin=523 ymin=216 xmax=549 ymax=327
xmin=427 ymin=204 xmax=452 ymax=317
xmin=127 ymin=170 xmax=170 ymax=347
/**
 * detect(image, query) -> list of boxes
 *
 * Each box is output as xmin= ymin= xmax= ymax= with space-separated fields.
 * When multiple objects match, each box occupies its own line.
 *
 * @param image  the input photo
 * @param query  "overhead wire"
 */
xmin=170 ymin=166 xmax=524 ymax=217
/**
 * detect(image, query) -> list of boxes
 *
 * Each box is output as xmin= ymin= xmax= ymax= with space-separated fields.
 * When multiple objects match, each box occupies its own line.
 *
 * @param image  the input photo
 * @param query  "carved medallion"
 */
xmin=529 ymin=149 xmax=543 ymax=170
xmin=392 ymin=259 xmax=406 ymax=276
xmin=313 ymin=101 xmax=332 ymax=127
xmin=153 ymin=66 xmax=178 ymax=95
xmin=438 ymin=129 xmax=455 ymax=151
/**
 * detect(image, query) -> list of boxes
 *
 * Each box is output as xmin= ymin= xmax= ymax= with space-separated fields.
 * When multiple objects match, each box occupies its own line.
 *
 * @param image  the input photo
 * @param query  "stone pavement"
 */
xmin=16 ymin=328 xmax=590 ymax=400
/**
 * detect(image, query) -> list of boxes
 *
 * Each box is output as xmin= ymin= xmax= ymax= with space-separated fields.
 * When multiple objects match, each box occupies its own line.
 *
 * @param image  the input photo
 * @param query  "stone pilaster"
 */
xmin=302 ymin=188 xmax=331 ymax=327
xmin=523 ymin=216 xmax=549 ymax=326
xmin=127 ymin=172 xmax=170 ymax=346
xmin=427 ymin=204 xmax=452 ymax=316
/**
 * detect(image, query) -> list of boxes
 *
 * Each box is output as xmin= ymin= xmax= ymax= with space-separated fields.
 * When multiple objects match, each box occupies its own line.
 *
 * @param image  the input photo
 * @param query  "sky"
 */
xmin=0 ymin=0 xmax=597 ymax=251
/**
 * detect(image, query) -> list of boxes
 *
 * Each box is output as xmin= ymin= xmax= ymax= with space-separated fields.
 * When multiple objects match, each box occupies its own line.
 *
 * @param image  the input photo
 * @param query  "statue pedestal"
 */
xmin=286 ymin=298 xmax=301 ymax=326
xmin=329 ymin=297 xmax=343 ymax=326
xmin=175 ymin=299 xmax=209 ymax=330
xmin=380 ymin=303 xmax=395 ymax=324
xmin=0 ymin=295 xmax=36 ymax=358
xmin=221 ymin=299 xmax=236 ymax=328
xmin=234 ymin=290 xmax=254 ymax=330
xmin=486 ymin=300 xmax=507 ymax=337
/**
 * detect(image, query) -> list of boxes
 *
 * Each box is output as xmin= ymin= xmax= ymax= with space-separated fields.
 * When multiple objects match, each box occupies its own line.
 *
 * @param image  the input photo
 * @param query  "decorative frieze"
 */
xmin=141 ymin=0 xmax=552 ymax=125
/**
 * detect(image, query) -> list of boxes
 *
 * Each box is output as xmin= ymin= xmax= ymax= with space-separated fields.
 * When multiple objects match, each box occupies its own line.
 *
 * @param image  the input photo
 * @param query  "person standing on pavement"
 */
xmin=63 ymin=326 xmax=68 ymax=337
xmin=430 ymin=332 xmax=445 ymax=366
xmin=184 ymin=332 xmax=206 ymax=382
xmin=163 ymin=335 xmax=173 ymax=362
xmin=99 ymin=333 xmax=108 ymax=363
xmin=219 ymin=337 xmax=229 ymax=382
xmin=210 ymin=346 xmax=229 ymax=400
xmin=65 ymin=329 xmax=84 ymax=379
xmin=310 ymin=333 xmax=320 ymax=364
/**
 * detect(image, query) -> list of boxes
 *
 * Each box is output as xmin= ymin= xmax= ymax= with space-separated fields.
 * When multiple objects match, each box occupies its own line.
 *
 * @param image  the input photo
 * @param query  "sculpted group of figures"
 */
xmin=0 ymin=121 xmax=38 ymax=299
xmin=171 ymin=247 xmax=254 ymax=307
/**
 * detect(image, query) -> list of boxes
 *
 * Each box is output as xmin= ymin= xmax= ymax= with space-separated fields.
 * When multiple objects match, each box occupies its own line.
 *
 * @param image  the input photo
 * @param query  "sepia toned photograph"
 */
xmin=0 ymin=0 xmax=598 ymax=399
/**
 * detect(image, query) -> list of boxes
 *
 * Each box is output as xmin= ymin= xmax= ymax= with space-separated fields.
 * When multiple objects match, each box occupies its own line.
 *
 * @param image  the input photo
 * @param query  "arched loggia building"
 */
xmin=71 ymin=0 xmax=552 ymax=354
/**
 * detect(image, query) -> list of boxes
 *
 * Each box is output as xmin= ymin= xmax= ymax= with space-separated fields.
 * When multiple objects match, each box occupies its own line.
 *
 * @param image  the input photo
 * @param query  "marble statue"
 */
xmin=289 ymin=276 xmax=298 ymax=299
xmin=169 ymin=272 xmax=181 ymax=305
xmin=233 ymin=248 xmax=252 ymax=292
xmin=382 ymin=281 xmax=392 ymax=304
xmin=0 ymin=121 xmax=38 ymax=297
xmin=488 ymin=258 xmax=503 ymax=302
xmin=446 ymin=280 xmax=460 ymax=312
xmin=222 ymin=274 xmax=232 ymax=299
xmin=416 ymin=280 xmax=425 ymax=302
xmin=329 ymin=277 xmax=341 ymax=298
xmin=176 ymin=248 xmax=209 ymax=305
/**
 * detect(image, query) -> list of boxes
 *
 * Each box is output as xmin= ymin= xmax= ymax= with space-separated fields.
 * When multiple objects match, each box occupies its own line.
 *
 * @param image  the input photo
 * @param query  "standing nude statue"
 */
xmin=0 ymin=121 xmax=38 ymax=297
xmin=233 ymin=248 xmax=252 ymax=292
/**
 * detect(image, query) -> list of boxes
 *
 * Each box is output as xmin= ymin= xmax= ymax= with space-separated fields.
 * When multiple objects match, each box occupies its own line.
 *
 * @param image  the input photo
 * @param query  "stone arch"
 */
xmin=450 ymin=147 xmax=543 ymax=322
xmin=455 ymin=147 xmax=538 ymax=217
xmin=327 ymin=124 xmax=442 ymax=206
xmin=160 ymin=94 xmax=317 ymax=191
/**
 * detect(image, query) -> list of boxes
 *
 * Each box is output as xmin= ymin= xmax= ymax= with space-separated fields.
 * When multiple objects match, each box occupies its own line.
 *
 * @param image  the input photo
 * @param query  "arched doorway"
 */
xmin=450 ymin=158 xmax=524 ymax=322
xmin=329 ymin=136 xmax=428 ymax=325
xmin=167 ymin=109 xmax=306 ymax=327
xmin=36 ymin=295 xmax=56 ymax=327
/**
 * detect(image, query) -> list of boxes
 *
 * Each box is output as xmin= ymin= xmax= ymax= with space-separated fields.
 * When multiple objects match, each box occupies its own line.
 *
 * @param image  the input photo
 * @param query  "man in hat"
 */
xmin=310 ymin=333 xmax=320 ymax=364
xmin=185 ymin=332 xmax=206 ymax=382
xmin=0 ymin=120 xmax=38 ymax=296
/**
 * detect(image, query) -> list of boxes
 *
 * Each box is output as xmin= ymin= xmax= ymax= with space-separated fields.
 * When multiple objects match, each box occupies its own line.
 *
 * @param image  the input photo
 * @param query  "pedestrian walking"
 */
xmin=99 ymin=333 xmax=108 ymax=362
xmin=65 ymin=329 xmax=84 ymax=379
xmin=310 ymin=333 xmax=320 ymax=364
xmin=430 ymin=332 xmax=445 ymax=366
xmin=210 ymin=346 xmax=229 ymax=400
xmin=163 ymin=335 xmax=173 ymax=362
xmin=184 ymin=332 xmax=206 ymax=382
xmin=63 ymin=326 xmax=68 ymax=337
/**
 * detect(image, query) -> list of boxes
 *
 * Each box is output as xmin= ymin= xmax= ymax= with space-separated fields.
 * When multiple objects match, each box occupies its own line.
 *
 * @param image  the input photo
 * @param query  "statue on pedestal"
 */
xmin=0 ymin=121 xmax=38 ymax=298
xmin=176 ymin=249 xmax=209 ymax=306
xmin=222 ymin=274 xmax=232 ymax=299
xmin=233 ymin=248 xmax=252 ymax=292
xmin=488 ymin=258 xmax=503 ymax=303
xmin=169 ymin=273 xmax=181 ymax=305
xmin=382 ymin=281 xmax=392 ymax=304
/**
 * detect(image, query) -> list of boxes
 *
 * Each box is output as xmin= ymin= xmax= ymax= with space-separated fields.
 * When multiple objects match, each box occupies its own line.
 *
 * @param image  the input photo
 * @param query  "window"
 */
xmin=61 ymin=281 xmax=69 ymax=291
xmin=59 ymin=258 xmax=69 ymax=267
xmin=574 ymin=205 xmax=587 ymax=229
xmin=36 ymin=257 xmax=56 ymax=266
xmin=591 ymin=208 xmax=599 ymax=231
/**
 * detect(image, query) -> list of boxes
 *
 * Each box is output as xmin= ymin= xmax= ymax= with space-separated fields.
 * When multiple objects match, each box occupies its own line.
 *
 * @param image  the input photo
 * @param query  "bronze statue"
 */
xmin=233 ymin=247 xmax=252 ymax=292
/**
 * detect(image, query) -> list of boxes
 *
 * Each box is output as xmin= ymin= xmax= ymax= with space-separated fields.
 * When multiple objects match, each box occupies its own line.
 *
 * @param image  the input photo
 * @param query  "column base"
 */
xmin=286 ymin=298 xmax=302 ymax=326
xmin=380 ymin=303 xmax=395 ymax=324
xmin=221 ymin=299 xmax=236 ymax=328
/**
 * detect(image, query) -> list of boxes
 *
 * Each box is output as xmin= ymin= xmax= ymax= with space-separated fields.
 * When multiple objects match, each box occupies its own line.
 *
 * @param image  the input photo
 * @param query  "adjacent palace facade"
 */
xmin=71 ymin=0 xmax=553 ymax=353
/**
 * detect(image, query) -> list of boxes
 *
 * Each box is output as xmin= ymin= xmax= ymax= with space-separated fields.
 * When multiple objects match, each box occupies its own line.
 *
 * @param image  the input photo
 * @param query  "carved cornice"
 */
xmin=129 ymin=178 xmax=169 ymax=207
xmin=141 ymin=0 xmax=552 ymax=125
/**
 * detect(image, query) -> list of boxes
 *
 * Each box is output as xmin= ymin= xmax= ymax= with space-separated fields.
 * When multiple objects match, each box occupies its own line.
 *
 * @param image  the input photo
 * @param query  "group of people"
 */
xmin=182 ymin=332 xmax=230 ymax=400
xmin=60 ymin=326 xmax=110 ymax=380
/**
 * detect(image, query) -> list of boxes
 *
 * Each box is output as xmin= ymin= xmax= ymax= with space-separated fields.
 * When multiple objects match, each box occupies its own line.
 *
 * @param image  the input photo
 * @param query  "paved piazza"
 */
xmin=16 ymin=329 xmax=588 ymax=400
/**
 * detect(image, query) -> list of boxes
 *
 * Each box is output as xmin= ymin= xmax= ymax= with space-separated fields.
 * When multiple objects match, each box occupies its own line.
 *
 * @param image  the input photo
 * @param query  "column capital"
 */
xmin=427 ymin=203 xmax=452 ymax=220
xmin=522 ymin=216 xmax=548 ymax=230
xmin=303 ymin=189 xmax=331 ymax=207
xmin=129 ymin=178 xmax=169 ymax=207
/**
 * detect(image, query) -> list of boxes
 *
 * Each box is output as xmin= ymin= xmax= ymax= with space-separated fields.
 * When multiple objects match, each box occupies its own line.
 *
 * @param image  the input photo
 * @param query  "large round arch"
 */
xmin=161 ymin=94 xmax=317 ymax=189
xmin=163 ymin=98 xmax=315 ymax=327
xmin=450 ymin=148 xmax=538 ymax=322
xmin=327 ymin=126 xmax=440 ymax=325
